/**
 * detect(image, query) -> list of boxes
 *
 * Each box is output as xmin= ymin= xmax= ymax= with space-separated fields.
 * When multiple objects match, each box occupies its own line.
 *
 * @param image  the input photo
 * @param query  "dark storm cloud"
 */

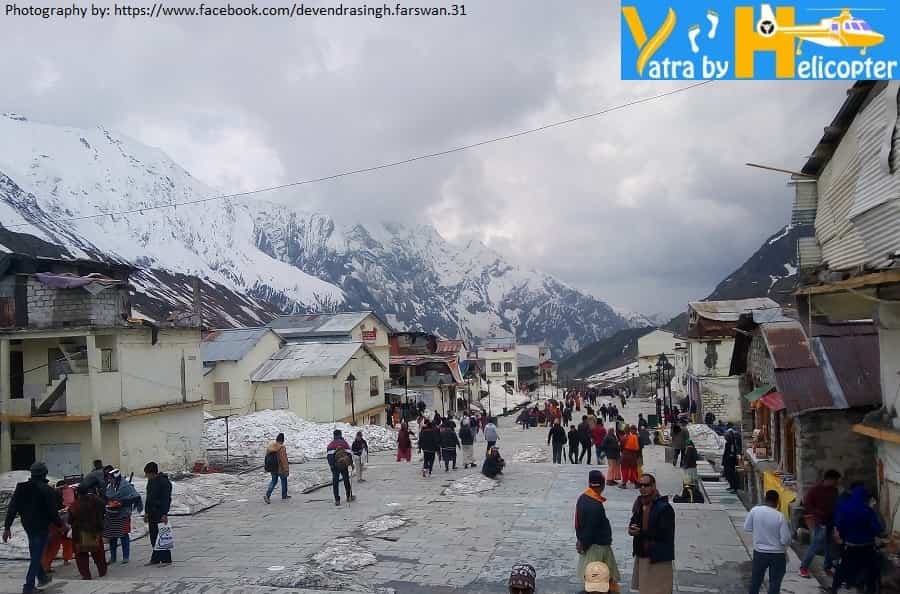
xmin=0 ymin=0 xmax=847 ymax=316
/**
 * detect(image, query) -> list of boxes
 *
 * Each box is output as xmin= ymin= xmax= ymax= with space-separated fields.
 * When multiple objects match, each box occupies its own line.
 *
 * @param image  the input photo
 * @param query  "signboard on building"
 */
xmin=362 ymin=328 xmax=377 ymax=342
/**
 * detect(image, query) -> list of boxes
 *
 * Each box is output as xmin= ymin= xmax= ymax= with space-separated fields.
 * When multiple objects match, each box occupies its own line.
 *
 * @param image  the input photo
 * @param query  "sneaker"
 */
xmin=282 ymin=495 xmax=291 ymax=500
xmin=264 ymin=495 xmax=271 ymax=504
xmin=348 ymin=495 xmax=356 ymax=502
xmin=36 ymin=576 xmax=52 ymax=590
xmin=335 ymin=499 xmax=341 ymax=506
xmin=799 ymin=568 xmax=811 ymax=579
xmin=121 ymin=559 xmax=129 ymax=564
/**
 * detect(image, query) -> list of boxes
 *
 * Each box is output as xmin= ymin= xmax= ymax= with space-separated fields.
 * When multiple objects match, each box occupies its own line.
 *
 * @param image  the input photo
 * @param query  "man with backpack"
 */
xmin=263 ymin=433 xmax=290 ymax=504
xmin=327 ymin=430 xmax=354 ymax=506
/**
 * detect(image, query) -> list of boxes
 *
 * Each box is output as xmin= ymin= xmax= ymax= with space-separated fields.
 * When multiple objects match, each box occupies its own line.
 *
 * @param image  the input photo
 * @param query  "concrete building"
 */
xmin=480 ymin=337 xmax=517 ymax=392
xmin=685 ymin=298 xmax=780 ymax=424
xmin=788 ymin=80 xmax=900 ymax=533
xmin=637 ymin=329 xmax=679 ymax=371
xmin=389 ymin=332 xmax=462 ymax=415
xmin=250 ymin=342 xmax=387 ymax=425
xmin=0 ymin=254 xmax=204 ymax=477
xmin=201 ymin=328 xmax=283 ymax=416
xmin=267 ymin=311 xmax=391 ymax=375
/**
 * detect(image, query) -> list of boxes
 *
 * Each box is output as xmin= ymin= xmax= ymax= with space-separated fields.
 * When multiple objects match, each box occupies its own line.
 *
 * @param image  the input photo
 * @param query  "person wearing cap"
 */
xmin=508 ymin=562 xmax=536 ymax=594
xmin=577 ymin=561 xmax=613 ymax=594
xmin=576 ymin=470 xmax=621 ymax=592
xmin=104 ymin=468 xmax=143 ymax=564
xmin=3 ymin=462 xmax=62 ymax=593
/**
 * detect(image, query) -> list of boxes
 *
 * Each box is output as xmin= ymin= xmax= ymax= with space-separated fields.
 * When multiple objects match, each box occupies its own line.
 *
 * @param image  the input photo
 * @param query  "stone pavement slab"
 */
xmin=0 ymin=397 xmax=825 ymax=594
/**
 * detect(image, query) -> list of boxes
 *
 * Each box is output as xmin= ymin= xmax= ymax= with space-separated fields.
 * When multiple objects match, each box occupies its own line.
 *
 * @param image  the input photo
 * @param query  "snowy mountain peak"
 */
xmin=0 ymin=116 xmax=642 ymax=355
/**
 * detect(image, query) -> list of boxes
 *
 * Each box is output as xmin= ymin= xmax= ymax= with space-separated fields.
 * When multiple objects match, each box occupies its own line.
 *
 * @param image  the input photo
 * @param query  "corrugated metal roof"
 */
xmin=773 ymin=324 xmax=880 ymax=415
xmin=481 ymin=337 xmax=516 ymax=349
xmin=689 ymin=298 xmax=780 ymax=322
xmin=744 ymin=384 xmax=774 ymax=402
xmin=761 ymin=321 xmax=817 ymax=370
xmin=201 ymin=328 xmax=273 ymax=363
xmin=775 ymin=367 xmax=832 ymax=414
xmin=816 ymin=334 xmax=881 ymax=410
xmin=267 ymin=311 xmax=389 ymax=338
xmin=436 ymin=340 xmax=465 ymax=353
xmin=251 ymin=342 xmax=362 ymax=381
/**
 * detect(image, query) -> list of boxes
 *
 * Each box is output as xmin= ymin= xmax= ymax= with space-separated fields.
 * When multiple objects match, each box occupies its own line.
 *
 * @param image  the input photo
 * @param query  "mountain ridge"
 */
xmin=0 ymin=113 xmax=645 ymax=355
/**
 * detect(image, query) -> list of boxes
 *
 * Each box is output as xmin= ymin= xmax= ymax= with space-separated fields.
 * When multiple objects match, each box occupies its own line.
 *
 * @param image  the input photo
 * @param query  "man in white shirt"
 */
xmin=744 ymin=490 xmax=792 ymax=594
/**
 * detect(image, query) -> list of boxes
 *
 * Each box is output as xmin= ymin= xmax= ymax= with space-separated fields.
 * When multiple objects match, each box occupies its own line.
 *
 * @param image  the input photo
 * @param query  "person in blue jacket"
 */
xmin=831 ymin=483 xmax=882 ymax=594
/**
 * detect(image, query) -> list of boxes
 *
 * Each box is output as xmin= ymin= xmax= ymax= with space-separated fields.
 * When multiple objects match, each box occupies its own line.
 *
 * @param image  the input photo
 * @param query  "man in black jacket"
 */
xmin=440 ymin=423 xmax=461 ymax=471
xmin=3 ymin=462 xmax=61 ymax=593
xmin=143 ymin=461 xmax=173 ymax=566
xmin=547 ymin=420 xmax=567 ymax=464
xmin=567 ymin=425 xmax=581 ymax=464
xmin=628 ymin=474 xmax=675 ymax=594
xmin=578 ymin=417 xmax=593 ymax=464
xmin=576 ymin=470 xmax=621 ymax=588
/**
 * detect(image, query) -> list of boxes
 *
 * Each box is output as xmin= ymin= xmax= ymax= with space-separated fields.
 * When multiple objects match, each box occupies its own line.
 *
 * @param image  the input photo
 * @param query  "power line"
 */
xmin=3 ymin=80 xmax=715 ymax=230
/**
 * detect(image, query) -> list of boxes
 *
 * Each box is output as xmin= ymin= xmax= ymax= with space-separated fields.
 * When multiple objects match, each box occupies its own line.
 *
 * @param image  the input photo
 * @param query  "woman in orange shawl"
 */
xmin=619 ymin=426 xmax=641 ymax=489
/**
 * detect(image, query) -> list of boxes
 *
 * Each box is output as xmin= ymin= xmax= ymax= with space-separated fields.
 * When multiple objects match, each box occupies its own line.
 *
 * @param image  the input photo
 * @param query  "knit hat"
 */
xmin=589 ymin=470 xmax=606 ymax=488
xmin=584 ymin=561 xmax=611 ymax=592
xmin=30 ymin=462 xmax=48 ymax=480
xmin=508 ymin=562 xmax=536 ymax=591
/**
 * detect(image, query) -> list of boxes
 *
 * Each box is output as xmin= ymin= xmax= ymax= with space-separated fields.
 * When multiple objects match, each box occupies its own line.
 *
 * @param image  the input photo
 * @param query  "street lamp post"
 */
xmin=346 ymin=372 xmax=357 ymax=425
xmin=438 ymin=378 xmax=445 ymax=416
xmin=486 ymin=378 xmax=492 ymax=418
xmin=503 ymin=372 xmax=509 ymax=414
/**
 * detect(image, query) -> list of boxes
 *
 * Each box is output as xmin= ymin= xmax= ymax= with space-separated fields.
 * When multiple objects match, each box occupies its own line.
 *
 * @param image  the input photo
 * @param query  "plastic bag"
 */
xmin=154 ymin=522 xmax=174 ymax=551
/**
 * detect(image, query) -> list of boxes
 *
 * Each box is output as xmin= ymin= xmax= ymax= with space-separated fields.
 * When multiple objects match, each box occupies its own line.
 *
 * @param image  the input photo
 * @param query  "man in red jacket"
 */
xmin=591 ymin=422 xmax=608 ymax=464
xmin=800 ymin=469 xmax=841 ymax=578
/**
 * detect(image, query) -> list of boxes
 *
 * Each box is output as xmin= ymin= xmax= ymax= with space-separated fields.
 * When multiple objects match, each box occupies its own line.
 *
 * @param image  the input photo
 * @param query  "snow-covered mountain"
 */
xmin=0 ymin=114 xmax=641 ymax=355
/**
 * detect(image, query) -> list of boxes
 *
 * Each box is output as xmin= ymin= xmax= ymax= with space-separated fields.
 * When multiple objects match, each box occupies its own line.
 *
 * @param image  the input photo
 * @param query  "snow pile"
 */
xmin=360 ymin=514 xmax=408 ymax=536
xmin=203 ymin=410 xmax=396 ymax=461
xmin=312 ymin=537 xmax=377 ymax=571
xmin=682 ymin=424 xmax=725 ymax=456
xmin=479 ymin=382 xmax=531 ymax=414
xmin=513 ymin=446 xmax=549 ymax=464
xmin=588 ymin=362 xmax=638 ymax=385
xmin=443 ymin=474 xmax=499 ymax=496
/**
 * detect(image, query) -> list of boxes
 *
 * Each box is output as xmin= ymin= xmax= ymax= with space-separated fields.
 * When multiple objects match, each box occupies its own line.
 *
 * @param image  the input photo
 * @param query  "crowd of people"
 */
xmin=3 ymin=459 xmax=172 ymax=593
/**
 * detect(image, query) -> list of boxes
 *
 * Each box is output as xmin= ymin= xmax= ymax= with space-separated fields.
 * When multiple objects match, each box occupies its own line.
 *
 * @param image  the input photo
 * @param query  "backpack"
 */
xmin=264 ymin=450 xmax=279 ymax=473
xmin=333 ymin=447 xmax=352 ymax=471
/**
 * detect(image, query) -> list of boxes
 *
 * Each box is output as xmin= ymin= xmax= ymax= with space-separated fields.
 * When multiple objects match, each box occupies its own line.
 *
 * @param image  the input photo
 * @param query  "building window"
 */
xmin=503 ymin=362 xmax=513 ymax=373
xmin=273 ymin=386 xmax=288 ymax=409
xmin=213 ymin=382 xmax=230 ymax=405
xmin=100 ymin=349 xmax=114 ymax=372
xmin=491 ymin=362 xmax=501 ymax=373
xmin=370 ymin=375 xmax=380 ymax=397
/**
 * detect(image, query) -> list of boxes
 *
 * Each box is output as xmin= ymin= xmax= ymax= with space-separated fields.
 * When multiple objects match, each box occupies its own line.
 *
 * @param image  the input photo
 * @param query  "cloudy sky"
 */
xmin=0 ymin=0 xmax=848 ymax=316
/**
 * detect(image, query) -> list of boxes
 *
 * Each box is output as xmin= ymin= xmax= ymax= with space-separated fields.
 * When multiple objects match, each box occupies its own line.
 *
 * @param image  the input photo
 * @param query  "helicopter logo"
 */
xmin=755 ymin=4 xmax=886 ymax=55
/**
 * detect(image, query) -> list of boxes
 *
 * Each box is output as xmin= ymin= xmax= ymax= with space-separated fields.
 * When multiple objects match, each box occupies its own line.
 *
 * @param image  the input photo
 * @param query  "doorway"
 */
xmin=11 ymin=444 xmax=35 ymax=471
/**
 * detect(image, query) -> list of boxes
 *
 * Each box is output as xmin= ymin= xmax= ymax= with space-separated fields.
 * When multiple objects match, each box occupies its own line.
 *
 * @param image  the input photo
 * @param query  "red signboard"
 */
xmin=362 ymin=329 xmax=377 ymax=342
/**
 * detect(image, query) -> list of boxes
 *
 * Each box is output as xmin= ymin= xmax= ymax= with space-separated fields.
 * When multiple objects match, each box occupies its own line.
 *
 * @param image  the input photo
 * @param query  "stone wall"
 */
xmin=796 ymin=408 xmax=877 ymax=494
xmin=26 ymin=278 xmax=125 ymax=328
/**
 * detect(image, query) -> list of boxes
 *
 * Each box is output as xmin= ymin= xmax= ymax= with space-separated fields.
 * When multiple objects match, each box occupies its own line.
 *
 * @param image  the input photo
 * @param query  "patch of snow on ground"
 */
xmin=203 ymin=410 xmax=396 ymax=461
xmin=360 ymin=515 xmax=409 ymax=535
xmin=512 ymin=445 xmax=549 ymax=463
xmin=442 ymin=474 xmax=499 ymax=496
xmin=479 ymin=382 xmax=531 ymax=414
xmin=312 ymin=537 xmax=377 ymax=571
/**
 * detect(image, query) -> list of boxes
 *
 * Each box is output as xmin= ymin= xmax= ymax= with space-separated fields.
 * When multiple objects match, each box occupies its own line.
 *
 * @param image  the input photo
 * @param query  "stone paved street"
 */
xmin=0 ymin=398 xmax=823 ymax=594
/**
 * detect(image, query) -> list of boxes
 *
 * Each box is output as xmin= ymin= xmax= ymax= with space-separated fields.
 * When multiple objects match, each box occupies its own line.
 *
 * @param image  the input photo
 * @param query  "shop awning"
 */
xmin=744 ymin=384 xmax=774 ymax=402
xmin=759 ymin=391 xmax=786 ymax=411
